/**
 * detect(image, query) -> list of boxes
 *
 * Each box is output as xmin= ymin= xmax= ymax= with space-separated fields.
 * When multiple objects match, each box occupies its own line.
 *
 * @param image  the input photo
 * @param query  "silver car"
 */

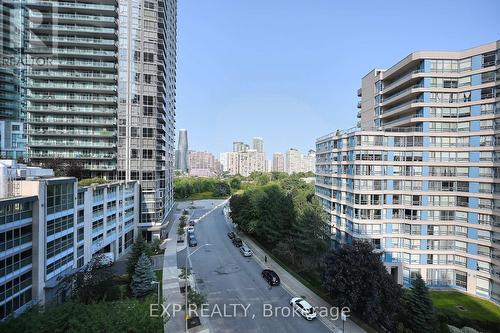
xmin=240 ymin=244 xmax=252 ymax=257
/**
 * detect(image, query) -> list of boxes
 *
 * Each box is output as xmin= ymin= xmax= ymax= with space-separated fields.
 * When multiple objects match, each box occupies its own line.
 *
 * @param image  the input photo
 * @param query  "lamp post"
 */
xmin=151 ymin=280 xmax=160 ymax=306
xmin=185 ymin=243 xmax=212 ymax=332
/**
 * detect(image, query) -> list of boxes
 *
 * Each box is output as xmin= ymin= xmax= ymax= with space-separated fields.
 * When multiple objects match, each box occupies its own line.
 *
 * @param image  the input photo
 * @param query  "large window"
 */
xmin=46 ymin=183 xmax=74 ymax=215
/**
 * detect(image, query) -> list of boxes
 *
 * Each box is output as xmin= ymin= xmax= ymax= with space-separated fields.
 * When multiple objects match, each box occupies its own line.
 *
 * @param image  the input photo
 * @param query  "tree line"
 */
xmin=229 ymin=175 xmax=472 ymax=333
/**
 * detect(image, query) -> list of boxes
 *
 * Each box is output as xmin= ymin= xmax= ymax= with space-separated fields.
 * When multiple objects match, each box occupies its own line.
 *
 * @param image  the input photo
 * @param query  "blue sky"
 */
xmin=176 ymin=0 xmax=500 ymax=159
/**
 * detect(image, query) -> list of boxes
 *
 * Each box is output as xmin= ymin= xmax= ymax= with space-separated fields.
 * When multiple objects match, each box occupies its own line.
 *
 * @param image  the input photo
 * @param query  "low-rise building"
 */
xmin=0 ymin=160 xmax=140 ymax=319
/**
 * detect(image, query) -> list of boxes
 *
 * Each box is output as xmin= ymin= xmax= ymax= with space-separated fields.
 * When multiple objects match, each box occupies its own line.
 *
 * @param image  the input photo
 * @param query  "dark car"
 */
xmin=227 ymin=232 xmax=235 ymax=239
xmin=232 ymin=237 xmax=242 ymax=247
xmin=189 ymin=237 xmax=198 ymax=247
xmin=189 ymin=220 xmax=196 ymax=226
xmin=262 ymin=269 xmax=280 ymax=286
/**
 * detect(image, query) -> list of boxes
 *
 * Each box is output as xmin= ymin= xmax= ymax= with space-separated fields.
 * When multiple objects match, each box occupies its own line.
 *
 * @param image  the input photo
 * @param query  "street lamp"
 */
xmin=151 ymin=280 xmax=160 ymax=306
xmin=185 ymin=243 xmax=212 ymax=332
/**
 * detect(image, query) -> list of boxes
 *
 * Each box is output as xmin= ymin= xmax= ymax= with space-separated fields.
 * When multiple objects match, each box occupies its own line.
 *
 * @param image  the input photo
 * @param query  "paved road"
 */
xmin=184 ymin=202 xmax=333 ymax=333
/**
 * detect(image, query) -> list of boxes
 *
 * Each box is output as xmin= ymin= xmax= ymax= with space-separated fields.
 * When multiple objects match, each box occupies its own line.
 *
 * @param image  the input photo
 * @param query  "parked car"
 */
xmin=189 ymin=237 xmax=198 ymax=247
xmin=187 ymin=226 xmax=195 ymax=233
xmin=189 ymin=220 xmax=196 ymax=226
xmin=240 ymin=244 xmax=252 ymax=257
xmin=188 ymin=233 xmax=196 ymax=240
xmin=290 ymin=297 xmax=317 ymax=320
xmin=261 ymin=269 xmax=280 ymax=286
xmin=227 ymin=231 xmax=235 ymax=239
xmin=232 ymin=237 xmax=242 ymax=247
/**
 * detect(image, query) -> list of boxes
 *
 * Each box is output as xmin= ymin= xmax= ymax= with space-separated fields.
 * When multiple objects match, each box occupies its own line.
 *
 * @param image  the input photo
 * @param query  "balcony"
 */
xmin=28 ymin=117 xmax=116 ymax=126
xmin=29 ymin=151 xmax=116 ymax=160
xmin=28 ymin=93 xmax=117 ymax=103
xmin=29 ymin=129 xmax=115 ymax=137
xmin=357 ymin=88 xmax=362 ymax=97
xmin=29 ymin=140 xmax=116 ymax=148
xmin=26 ymin=0 xmax=116 ymax=12
xmin=29 ymin=47 xmax=116 ymax=58
xmin=382 ymin=69 xmax=423 ymax=93
xmin=28 ymin=81 xmax=117 ymax=92
xmin=27 ymin=105 xmax=116 ymax=115
xmin=29 ymin=23 xmax=116 ymax=35
xmin=29 ymin=35 xmax=116 ymax=47
xmin=381 ymin=83 xmax=424 ymax=106
xmin=382 ymin=98 xmax=424 ymax=117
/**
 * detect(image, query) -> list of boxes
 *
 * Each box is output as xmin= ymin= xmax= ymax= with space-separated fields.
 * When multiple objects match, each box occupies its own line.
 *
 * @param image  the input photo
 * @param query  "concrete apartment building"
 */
xmin=315 ymin=41 xmax=500 ymax=302
xmin=285 ymin=148 xmax=302 ymax=174
xmin=220 ymin=151 xmax=239 ymax=175
xmin=6 ymin=0 xmax=178 ymax=239
xmin=0 ymin=160 xmax=140 ymax=319
xmin=188 ymin=151 xmax=221 ymax=177
xmin=272 ymin=152 xmax=285 ymax=172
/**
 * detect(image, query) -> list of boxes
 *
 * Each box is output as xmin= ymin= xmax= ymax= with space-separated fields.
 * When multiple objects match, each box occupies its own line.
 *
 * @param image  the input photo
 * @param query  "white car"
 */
xmin=290 ymin=297 xmax=317 ymax=320
xmin=187 ymin=226 xmax=194 ymax=233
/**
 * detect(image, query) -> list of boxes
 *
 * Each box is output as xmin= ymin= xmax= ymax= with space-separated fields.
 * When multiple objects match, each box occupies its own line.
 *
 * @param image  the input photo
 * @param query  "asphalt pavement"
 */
xmin=184 ymin=201 xmax=334 ymax=333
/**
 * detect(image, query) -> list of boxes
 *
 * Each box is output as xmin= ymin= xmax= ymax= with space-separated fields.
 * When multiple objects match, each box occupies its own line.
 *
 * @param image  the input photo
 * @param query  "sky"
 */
xmin=176 ymin=0 xmax=500 ymax=160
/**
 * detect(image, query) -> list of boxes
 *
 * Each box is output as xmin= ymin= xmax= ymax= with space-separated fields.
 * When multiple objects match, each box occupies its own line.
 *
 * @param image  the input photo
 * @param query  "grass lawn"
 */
xmin=431 ymin=290 xmax=500 ymax=324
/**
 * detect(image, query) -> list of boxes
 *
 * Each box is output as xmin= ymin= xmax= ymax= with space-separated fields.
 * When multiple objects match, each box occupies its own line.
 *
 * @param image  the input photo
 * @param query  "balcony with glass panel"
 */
xmin=29 ymin=139 xmax=116 ymax=148
xmin=28 ymin=47 xmax=116 ymax=59
xmin=28 ymin=128 xmax=116 ymax=137
xmin=27 ymin=92 xmax=117 ymax=103
xmin=28 ymin=23 xmax=116 ymax=36
xmin=29 ymin=35 xmax=116 ymax=47
xmin=27 ymin=104 xmax=116 ymax=115
xmin=27 ymin=80 xmax=116 ymax=92
xmin=28 ymin=150 xmax=116 ymax=159
xmin=26 ymin=1 xmax=116 ymax=13
xmin=28 ymin=116 xmax=116 ymax=126
xmin=28 ymin=70 xmax=116 ymax=81
xmin=29 ymin=12 xmax=117 ymax=26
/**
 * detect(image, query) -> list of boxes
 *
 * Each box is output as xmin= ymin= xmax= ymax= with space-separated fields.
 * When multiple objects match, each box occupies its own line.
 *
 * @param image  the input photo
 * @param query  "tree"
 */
xmin=402 ymin=275 xmax=438 ymax=333
xmin=229 ymin=177 xmax=241 ymax=190
xmin=59 ymin=254 xmax=119 ymax=304
xmin=214 ymin=181 xmax=231 ymax=197
xmin=66 ymin=160 xmax=85 ymax=179
xmin=127 ymin=235 xmax=148 ymax=278
xmin=322 ymin=241 xmax=402 ymax=331
xmin=130 ymin=254 xmax=155 ymax=297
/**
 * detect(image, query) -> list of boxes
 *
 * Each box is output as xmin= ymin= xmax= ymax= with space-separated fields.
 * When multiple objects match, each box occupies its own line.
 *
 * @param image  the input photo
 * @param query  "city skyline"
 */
xmin=176 ymin=0 xmax=500 ymax=158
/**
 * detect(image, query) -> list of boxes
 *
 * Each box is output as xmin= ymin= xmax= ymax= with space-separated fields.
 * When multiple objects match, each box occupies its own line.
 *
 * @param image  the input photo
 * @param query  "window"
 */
xmin=130 ymin=171 xmax=139 ymax=180
xmin=142 ymin=172 xmax=154 ymax=180
xmin=131 ymin=127 xmax=139 ymax=137
xmin=142 ymin=150 xmax=153 ymax=159
xmin=143 ymin=52 xmax=154 ymax=62
xmin=144 ymin=74 xmax=152 ymax=84
xmin=131 ymin=149 xmax=138 ymax=159
xmin=119 ymin=126 xmax=126 ymax=137
xmin=134 ymin=51 xmax=140 ymax=61
xmin=142 ymin=128 xmax=154 ymax=138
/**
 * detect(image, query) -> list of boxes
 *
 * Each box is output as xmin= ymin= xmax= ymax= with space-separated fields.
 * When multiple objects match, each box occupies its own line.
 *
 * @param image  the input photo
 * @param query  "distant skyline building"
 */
xmin=233 ymin=141 xmax=249 ymax=152
xmin=220 ymin=151 xmax=239 ymax=175
xmin=188 ymin=150 xmax=221 ymax=177
xmin=252 ymin=137 xmax=264 ymax=153
xmin=272 ymin=152 xmax=285 ymax=172
xmin=285 ymin=148 xmax=301 ymax=174
xmin=176 ymin=129 xmax=189 ymax=173
xmin=238 ymin=149 xmax=265 ymax=177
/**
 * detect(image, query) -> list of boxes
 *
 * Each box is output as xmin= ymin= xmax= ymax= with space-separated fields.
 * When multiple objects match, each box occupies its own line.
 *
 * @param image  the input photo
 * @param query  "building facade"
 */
xmin=272 ymin=152 xmax=285 ymax=172
xmin=0 ymin=1 xmax=26 ymax=159
xmin=0 ymin=160 xmax=140 ymax=319
xmin=285 ymin=148 xmax=301 ymax=174
xmin=220 ymin=151 xmax=239 ymax=175
xmin=188 ymin=150 xmax=220 ymax=177
xmin=252 ymin=137 xmax=264 ymax=153
xmin=116 ymin=0 xmax=177 ymax=237
xmin=176 ymin=129 xmax=188 ymax=173
xmin=315 ymin=41 xmax=500 ymax=302
xmin=237 ymin=149 xmax=265 ymax=177
xmin=25 ymin=0 xmax=119 ymax=176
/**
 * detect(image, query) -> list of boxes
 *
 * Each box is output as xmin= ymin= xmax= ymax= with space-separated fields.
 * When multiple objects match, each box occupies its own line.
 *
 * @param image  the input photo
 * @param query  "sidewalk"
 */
xmin=163 ymin=217 xmax=184 ymax=333
xmin=239 ymin=234 xmax=366 ymax=333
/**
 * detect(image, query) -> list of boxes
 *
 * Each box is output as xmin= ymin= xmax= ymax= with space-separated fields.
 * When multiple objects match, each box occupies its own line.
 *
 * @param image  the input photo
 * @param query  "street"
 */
xmin=177 ymin=200 xmax=333 ymax=333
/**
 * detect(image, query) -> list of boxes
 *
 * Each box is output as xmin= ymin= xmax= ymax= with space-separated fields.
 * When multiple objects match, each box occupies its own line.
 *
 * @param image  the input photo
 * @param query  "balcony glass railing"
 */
xmin=29 ymin=35 xmax=116 ymax=46
xmin=29 ymin=48 xmax=116 ymax=57
xmin=29 ymin=140 xmax=116 ymax=148
xmin=27 ymin=105 xmax=116 ymax=114
xmin=382 ymin=69 xmax=423 ymax=92
xmin=29 ymin=23 xmax=115 ymax=34
xmin=382 ymin=83 xmax=424 ymax=104
xmin=28 ymin=81 xmax=116 ymax=91
xmin=27 ymin=0 xmax=115 ymax=11
xmin=383 ymin=98 xmax=424 ymax=115
xmin=29 ymin=129 xmax=115 ymax=136
xmin=28 ymin=117 xmax=116 ymax=125
xmin=30 ymin=12 xmax=116 ymax=23
xmin=28 ymin=93 xmax=117 ymax=102
xmin=40 ymin=59 xmax=115 ymax=68
xmin=29 ymin=151 xmax=116 ymax=159
xmin=29 ymin=70 xmax=116 ymax=80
